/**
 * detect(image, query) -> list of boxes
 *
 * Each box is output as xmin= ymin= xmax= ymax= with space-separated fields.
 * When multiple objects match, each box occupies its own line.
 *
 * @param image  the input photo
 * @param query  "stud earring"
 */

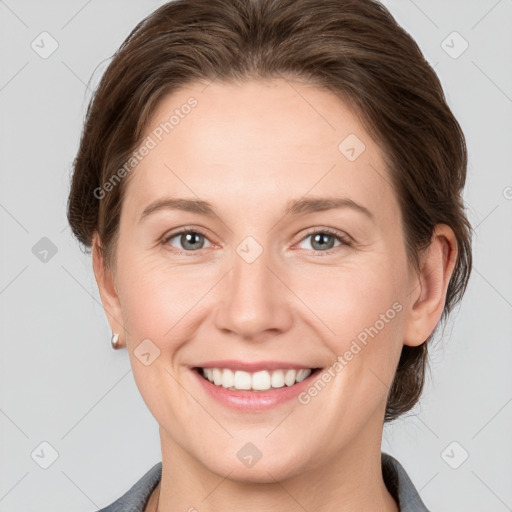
xmin=111 ymin=332 xmax=121 ymax=350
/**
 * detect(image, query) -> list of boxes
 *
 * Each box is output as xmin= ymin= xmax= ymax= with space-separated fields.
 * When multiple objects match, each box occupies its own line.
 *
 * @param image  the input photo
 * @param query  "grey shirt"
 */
xmin=97 ymin=452 xmax=430 ymax=511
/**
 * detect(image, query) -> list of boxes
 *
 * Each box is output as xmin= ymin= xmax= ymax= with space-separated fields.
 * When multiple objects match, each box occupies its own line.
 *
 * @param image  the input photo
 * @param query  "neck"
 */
xmin=153 ymin=410 xmax=398 ymax=512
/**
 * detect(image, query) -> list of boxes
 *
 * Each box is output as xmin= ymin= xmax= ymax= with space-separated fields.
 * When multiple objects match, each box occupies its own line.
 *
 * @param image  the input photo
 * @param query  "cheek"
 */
xmin=294 ymin=252 xmax=407 ymax=387
xmin=301 ymin=261 xmax=403 ymax=336
xmin=116 ymin=253 xmax=214 ymax=347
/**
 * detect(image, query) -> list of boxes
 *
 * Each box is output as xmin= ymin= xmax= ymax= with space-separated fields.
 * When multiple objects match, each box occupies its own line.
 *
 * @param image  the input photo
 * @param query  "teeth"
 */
xmin=284 ymin=369 xmax=296 ymax=386
xmin=296 ymin=369 xmax=311 ymax=383
xmin=200 ymin=368 xmax=313 ymax=391
xmin=271 ymin=370 xmax=285 ymax=388
xmin=234 ymin=370 xmax=252 ymax=390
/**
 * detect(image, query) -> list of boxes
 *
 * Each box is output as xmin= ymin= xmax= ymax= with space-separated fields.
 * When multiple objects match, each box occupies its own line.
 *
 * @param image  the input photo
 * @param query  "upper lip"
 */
xmin=192 ymin=360 xmax=319 ymax=372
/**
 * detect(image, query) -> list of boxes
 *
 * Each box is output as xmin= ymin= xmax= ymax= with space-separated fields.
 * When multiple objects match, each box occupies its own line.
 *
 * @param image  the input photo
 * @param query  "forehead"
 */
xmin=123 ymin=79 xmax=397 ymax=222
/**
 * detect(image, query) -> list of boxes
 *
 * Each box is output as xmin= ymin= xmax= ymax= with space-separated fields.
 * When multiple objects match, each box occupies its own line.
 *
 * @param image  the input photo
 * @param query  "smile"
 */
xmin=196 ymin=367 xmax=319 ymax=391
xmin=191 ymin=366 xmax=323 ymax=411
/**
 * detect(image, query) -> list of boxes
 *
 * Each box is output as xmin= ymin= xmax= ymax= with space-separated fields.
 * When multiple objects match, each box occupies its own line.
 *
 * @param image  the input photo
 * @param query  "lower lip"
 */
xmin=190 ymin=368 xmax=322 ymax=411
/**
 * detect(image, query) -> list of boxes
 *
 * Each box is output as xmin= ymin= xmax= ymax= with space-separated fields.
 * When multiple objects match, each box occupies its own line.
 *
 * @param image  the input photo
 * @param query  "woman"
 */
xmin=67 ymin=0 xmax=472 ymax=510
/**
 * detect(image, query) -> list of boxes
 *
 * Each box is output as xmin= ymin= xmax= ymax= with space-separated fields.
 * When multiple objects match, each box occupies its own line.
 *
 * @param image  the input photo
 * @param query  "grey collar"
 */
xmin=382 ymin=452 xmax=430 ymax=511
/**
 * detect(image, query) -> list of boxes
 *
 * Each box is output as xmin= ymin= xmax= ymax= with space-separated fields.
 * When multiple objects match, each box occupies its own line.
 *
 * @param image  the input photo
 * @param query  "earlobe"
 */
xmin=91 ymin=233 xmax=125 ymax=346
xmin=403 ymin=224 xmax=458 ymax=347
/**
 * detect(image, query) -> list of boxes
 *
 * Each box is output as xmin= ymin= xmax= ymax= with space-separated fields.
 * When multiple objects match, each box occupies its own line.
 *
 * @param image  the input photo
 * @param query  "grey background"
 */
xmin=0 ymin=1 xmax=511 ymax=511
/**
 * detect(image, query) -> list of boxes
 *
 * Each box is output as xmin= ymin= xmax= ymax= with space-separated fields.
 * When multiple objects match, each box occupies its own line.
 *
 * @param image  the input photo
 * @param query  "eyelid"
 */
xmin=162 ymin=225 xmax=210 ymax=240
xmin=298 ymin=226 xmax=353 ymax=244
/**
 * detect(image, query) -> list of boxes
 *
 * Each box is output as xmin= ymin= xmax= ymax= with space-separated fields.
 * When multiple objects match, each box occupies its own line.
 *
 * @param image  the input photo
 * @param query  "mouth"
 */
xmin=192 ymin=366 xmax=323 ymax=393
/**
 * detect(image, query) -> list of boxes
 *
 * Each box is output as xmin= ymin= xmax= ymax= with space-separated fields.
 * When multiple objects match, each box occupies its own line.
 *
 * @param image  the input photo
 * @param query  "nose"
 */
xmin=214 ymin=243 xmax=294 ymax=341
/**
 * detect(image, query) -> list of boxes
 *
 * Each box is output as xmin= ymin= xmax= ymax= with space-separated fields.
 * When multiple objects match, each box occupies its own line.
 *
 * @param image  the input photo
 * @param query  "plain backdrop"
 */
xmin=0 ymin=1 xmax=511 ymax=511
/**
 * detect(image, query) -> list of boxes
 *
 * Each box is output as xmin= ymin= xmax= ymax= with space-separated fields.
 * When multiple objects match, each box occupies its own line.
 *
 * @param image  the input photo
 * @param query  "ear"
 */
xmin=403 ymin=224 xmax=458 ymax=347
xmin=92 ymin=232 xmax=126 ymax=347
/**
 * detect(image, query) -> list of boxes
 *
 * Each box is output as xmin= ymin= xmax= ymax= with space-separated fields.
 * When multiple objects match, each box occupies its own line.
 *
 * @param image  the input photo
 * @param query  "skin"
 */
xmin=92 ymin=78 xmax=457 ymax=512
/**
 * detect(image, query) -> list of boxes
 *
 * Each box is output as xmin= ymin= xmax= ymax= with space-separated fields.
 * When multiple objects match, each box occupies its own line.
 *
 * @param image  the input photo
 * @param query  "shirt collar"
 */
xmin=382 ymin=452 xmax=430 ymax=511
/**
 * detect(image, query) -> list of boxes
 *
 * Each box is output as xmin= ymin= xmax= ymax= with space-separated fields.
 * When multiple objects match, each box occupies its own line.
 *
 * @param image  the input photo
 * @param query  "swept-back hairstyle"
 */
xmin=67 ymin=0 xmax=472 ymax=421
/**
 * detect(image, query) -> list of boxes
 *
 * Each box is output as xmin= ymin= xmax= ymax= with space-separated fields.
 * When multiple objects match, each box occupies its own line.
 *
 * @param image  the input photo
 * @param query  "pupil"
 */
xmin=183 ymin=232 xmax=203 ymax=250
xmin=313 ymin=233 xmax=334 ymax=250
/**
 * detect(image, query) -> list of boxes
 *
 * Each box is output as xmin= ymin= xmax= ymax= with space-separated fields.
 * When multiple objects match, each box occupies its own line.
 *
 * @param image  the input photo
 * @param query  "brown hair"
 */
xmin=67 ymin=0 xmax=472 ymax=421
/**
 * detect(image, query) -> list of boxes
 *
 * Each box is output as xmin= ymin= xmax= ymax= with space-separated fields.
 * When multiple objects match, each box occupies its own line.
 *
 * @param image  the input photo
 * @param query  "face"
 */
xmin=98 ymin=79 xmax=422 ymax=481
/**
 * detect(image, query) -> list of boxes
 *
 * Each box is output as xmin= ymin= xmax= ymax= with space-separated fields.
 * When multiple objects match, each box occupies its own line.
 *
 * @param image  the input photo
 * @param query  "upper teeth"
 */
xmin=201 ymin=368 xmax=313 ymax=391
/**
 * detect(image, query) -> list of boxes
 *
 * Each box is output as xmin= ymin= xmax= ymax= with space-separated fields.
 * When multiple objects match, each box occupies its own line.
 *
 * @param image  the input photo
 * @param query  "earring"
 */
xmin=111 ymin=332 xmax=121 ymax=350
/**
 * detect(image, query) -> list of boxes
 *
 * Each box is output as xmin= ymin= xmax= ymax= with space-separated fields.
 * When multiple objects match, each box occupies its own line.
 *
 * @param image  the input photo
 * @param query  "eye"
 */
xmin=296 ymin=228 xmax=352 ymax=254
xmin=161 ymin=227 xmax=351 ymax=256
xmin=162 ymin=228 xmax=212 ymax=254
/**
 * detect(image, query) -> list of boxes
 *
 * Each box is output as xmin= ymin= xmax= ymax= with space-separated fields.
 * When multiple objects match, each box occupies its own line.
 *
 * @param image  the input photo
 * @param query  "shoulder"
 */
xmin=382 ymin=452 xmax=431 ymax=512
xmin=97 ymin=462 xmax=162 ymax=512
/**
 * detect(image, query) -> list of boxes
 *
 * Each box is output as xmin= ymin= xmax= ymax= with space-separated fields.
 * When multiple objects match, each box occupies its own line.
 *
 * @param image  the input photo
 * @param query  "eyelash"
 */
xmin=161 ymin=226 xmax=352 ymax=257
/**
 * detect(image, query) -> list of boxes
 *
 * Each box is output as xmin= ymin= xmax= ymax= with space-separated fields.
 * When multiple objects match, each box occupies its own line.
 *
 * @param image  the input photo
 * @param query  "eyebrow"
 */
xmin=138 ymin=196 xmax=375 ymax=223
